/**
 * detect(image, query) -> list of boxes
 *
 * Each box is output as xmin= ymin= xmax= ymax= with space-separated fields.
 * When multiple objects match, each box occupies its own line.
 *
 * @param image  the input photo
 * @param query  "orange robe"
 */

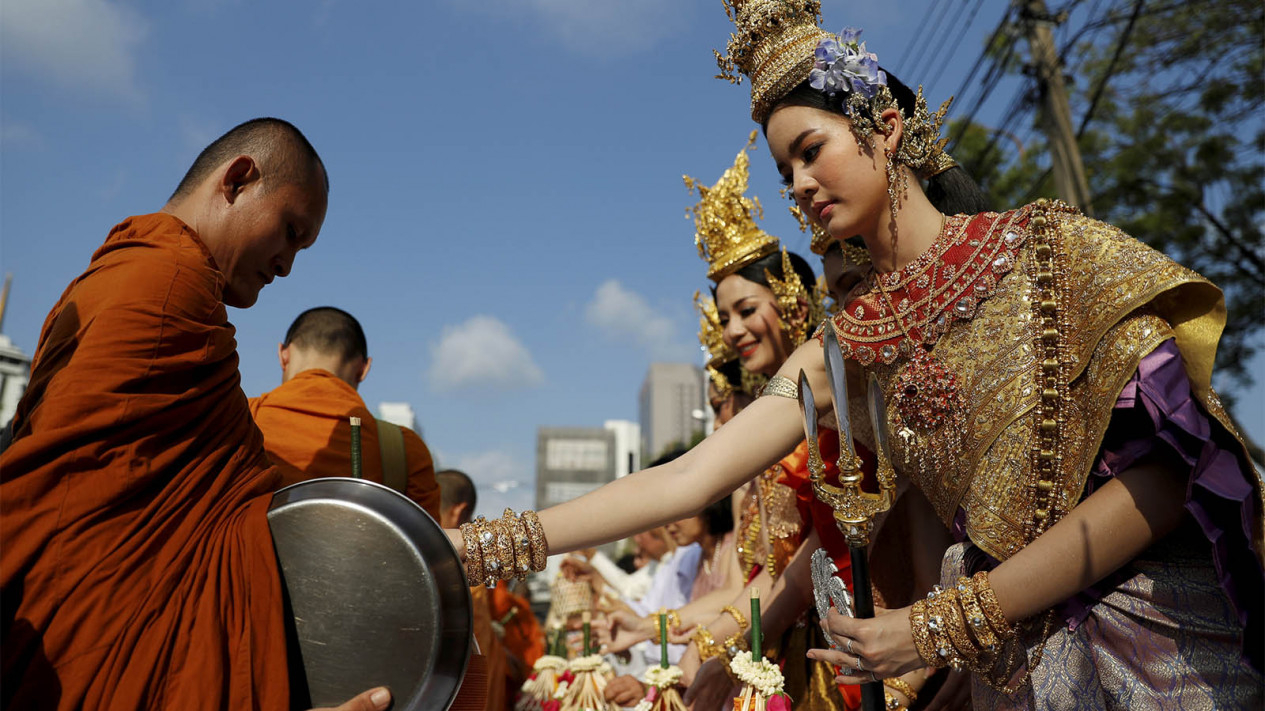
xmin=490 ymin=581 xmax=544 ymax=669
xmin=1 ymin=214 xmax=288 ymax=709
xmin=471 ymin=584 xmax=508 ymax=711
xmin=249 ymin=369 xmax=440 ymax=519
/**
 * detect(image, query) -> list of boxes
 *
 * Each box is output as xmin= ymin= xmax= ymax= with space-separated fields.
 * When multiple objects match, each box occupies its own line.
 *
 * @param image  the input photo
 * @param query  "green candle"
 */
xmin=659 ymin=611 xmax=669 ymax=669
xmin=582 ymin=611 xmax=592 ymax=656
xmin=349 ymin=416 xmax=362 ymax=478
xmin=750 ymin=588 xmax=762 ymax=657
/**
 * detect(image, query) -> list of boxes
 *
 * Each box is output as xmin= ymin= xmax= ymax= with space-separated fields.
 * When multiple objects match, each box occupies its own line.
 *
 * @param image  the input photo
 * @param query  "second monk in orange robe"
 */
xmin=249 ymin=306 xmax=440 ymax=519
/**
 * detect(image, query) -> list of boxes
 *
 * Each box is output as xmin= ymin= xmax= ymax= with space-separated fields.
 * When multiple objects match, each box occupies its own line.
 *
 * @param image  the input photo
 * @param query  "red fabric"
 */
xmin=1 ymin=214 xmax=288 ymax=709
xmin=249 ymin=369 xmax=441 ymax=519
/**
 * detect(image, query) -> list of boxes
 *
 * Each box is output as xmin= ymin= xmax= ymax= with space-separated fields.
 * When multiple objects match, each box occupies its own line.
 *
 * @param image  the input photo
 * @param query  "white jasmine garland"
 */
xmin=568 ymin=654 xmax=606 ymax=672
xmin=534 ymin=655 xmax=568 ymax=672
xmin=642 ymin=665 xmax=684 ymax=689
xmin=730 ymin=651 xmax=785 ymax=697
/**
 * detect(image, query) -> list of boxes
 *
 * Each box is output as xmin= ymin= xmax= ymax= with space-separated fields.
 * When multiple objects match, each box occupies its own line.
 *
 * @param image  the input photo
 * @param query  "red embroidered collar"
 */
xmin=825 ymin=206 xmax=1032 ymax=365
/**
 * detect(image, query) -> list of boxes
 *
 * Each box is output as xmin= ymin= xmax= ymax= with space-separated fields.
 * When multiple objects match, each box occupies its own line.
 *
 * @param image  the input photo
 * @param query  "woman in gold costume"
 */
xmin=454 ymin=3 xmax=1263 ymax=708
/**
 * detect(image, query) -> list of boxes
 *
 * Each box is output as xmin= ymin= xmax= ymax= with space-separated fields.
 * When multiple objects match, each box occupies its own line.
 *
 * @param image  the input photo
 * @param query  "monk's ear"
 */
xmin=358 ymin=357 xmax=372 ymax=384
xmin=278 ymin=343 xmax=291 ymax=374
xmin=220 ymin=155 xmax=260 ymax=204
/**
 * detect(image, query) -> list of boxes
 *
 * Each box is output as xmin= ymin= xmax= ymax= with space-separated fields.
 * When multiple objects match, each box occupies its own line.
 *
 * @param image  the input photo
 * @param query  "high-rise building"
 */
xmin=638 ymin=362 xmax=706 ymax=461
xmin=535 ymin=426 xmax=617 ymax=510
xmin=0 ymin=334 xmax=30 ymax=430
xmin=603 ymin=419 xmax=641 ymax=478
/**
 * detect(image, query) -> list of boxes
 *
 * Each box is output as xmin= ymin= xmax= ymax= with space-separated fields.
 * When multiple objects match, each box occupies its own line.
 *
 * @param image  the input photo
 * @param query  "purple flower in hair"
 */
xmin=809 ymin=27 xmax=888 ymax=103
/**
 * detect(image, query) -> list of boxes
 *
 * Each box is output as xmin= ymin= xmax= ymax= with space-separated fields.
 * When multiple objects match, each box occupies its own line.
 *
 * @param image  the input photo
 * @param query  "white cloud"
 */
xmin=1 ymin=0 xmax=148 ymax=101
xmin=428 ymin=315 xmax=544 ymax=391
xmin=585 ymin=280 xmax=694 ymax=360
xmin=453 ymin=0 xmax=684 ymax=55
xmin=454 ymin=449 xmax=535 ymax=515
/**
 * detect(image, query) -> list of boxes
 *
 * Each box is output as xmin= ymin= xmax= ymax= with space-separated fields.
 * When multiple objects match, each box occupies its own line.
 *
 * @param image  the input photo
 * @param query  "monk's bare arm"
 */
xmin=534 ymin=339 xmax=830 ymax=555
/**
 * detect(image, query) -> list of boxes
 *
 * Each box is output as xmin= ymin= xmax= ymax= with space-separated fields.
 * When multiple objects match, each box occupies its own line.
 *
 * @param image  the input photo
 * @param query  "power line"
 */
xmin=898 ymin=0 xmax=949 ymax=73
xmin=926 ymin=0 xmax=989 ymax=92
xmin=1077 ymin=0 xmax=1146 ymax=137
xmin=905 ymin=0 xmax=961 ymax=77
xmin=910 ymin=0 xmax=973 ymax=81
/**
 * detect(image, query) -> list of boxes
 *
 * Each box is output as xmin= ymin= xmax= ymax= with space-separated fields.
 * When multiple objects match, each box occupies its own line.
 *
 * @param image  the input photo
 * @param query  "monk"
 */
xmin=439 ymin=469 xmax=512 ymax=711
xmin=0 ymin=118 xmax=388 ymax=711
xmin=250 ymin=306 xmax=440 ymax=518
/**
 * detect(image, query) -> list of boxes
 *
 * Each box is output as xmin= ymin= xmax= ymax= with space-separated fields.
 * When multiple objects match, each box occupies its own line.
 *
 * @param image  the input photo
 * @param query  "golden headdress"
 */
xmin=765 ymin=247 xmax=826 ymax=346
xmin=696 ymin=292 xmax=746 ymax=400
xmin=687 ymin=131 xmax=780 ymax=282
xmin=715 ymin=0 xmax=956 ymax=179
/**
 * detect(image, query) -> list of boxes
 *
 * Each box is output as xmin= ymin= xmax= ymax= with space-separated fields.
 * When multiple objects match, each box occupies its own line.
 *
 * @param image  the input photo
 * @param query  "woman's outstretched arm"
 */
xmin=526 ymin=339 xmax=830 ymax=556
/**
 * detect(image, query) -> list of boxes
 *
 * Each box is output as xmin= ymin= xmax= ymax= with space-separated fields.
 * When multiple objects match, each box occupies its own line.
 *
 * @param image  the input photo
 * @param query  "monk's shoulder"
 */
xmin=400 ymin=426 xmax=433 ymax=468
xmin=79 ymin=216 xmax=224 ymax=321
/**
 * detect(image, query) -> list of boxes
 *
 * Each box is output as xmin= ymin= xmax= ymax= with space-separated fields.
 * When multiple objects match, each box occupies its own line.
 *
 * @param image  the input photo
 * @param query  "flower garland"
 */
xmin=560 ymin=655 xmax=616 ymax=711
xmin=516 ymin=656 xmax=570 ymax=711
xmin=730 ymin=651 xmax=791 ymax=711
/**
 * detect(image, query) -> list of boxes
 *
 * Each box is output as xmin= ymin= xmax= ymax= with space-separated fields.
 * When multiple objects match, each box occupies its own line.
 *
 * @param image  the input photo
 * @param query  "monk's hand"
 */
xmin=311 ymin=687 xmax=391 ymax=711
xmin=604 ymin=675 xmax=648 ymax=706
xmin=807 ymin=605 xmax=923 ymax=683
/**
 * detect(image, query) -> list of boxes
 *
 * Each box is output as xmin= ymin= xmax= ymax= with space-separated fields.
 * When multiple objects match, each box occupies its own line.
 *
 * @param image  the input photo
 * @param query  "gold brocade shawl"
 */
xmin=833 ymin=204 xmax=1263 ymax=564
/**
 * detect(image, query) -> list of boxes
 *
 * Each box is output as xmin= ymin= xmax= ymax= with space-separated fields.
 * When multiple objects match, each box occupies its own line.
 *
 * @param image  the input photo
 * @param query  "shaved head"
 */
xmin=170 ymin=117 xmax=327 ymax=202
xmin=284 ymin=307 xmax=368 ymax=363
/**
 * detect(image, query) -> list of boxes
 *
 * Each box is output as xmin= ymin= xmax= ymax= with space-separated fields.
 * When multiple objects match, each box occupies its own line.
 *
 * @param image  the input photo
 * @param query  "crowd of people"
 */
xmin=2 ymin=1 xmax=1261 ymax=710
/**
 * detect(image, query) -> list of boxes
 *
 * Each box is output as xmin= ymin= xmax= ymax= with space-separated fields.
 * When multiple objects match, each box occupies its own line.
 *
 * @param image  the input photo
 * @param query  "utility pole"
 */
xmin=1021 ymin=0 xmax=1094 ymax=216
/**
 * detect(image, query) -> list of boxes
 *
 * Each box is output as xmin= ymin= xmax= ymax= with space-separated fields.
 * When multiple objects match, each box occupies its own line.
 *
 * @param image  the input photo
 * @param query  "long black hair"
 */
xmin=764 ymin=72 xmax=990 ymax=216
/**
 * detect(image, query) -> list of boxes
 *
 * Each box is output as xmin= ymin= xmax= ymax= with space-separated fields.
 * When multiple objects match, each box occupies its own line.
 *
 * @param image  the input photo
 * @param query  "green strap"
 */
xmin=375 ymin=418 xmax=408 ymax=494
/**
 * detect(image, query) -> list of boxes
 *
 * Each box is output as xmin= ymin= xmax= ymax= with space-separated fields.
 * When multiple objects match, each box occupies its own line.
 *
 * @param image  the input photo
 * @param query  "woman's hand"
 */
xmin=807 ymin=606 xmax=924 ymax=683
xmin=310 ymin=687 xmax=391 ymax=711
xmin=604 ymin=675 xmax=648 ymax=707
xmin=597 ymin=609 xmax=653 ymax=654
xmin=677 ymin=643 xmax=702 ymax=686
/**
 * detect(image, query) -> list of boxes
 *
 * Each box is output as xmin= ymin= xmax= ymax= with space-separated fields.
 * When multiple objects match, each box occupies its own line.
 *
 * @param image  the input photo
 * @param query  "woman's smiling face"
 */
xmin=715 ymin=274 xmax=789 ymax=377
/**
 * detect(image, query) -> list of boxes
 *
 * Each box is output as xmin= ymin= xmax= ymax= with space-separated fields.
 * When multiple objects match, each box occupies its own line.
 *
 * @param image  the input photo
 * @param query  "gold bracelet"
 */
xmin=693 ymin=625 xmax=725 ymax=661
xmin=923 ymin=588 xmax=962 ymax=669
xmin=723 ymin=631 xmax=749 ymax=656
xmin=882 ymin=677 xmax=917 ymax=705
xmin=666 ymin=609 xmax=682 ymax=632
xmin=883 ymin=692 xmax=907 ymax=711
xmin=503 ymin=509 xmax=532 ymax=577
xmin=955 ymin=576 xmax=997 ymax=652
xmin=970 ymin=571 xmax=1015 ymax=638
xmin=720 ymin=605 xmax=749 ymax=631
xmin=486 ymin=517 xmax=515 ymax=585
xmin=459 ymin=521 xmax=485 ymax=585
xmin=908 ymin=600 xmax=941 ymax=668
xmin=760 ymin=374 xmax=798 ymax=399
xmin=521 ymin=510 xmax=549 ymax=572
xmin=933 ymin=588 xmax=980 ymax=666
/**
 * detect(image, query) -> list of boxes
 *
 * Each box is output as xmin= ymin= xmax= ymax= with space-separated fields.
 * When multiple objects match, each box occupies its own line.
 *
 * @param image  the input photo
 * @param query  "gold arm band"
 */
xmin=720 ymin=605 xmax=749 ymax=630
xmin=521 ymin=510 xmax=549 ymax=572
xmin=459 ymin=521 xmax=485 ymax=585
xmin=761 ymin=374 xmax=798 ymax=399
xmin=882 ymin=677 xmax=917 ymax=704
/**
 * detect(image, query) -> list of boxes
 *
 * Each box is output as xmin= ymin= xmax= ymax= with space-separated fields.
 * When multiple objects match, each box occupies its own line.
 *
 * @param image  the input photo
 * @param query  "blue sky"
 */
xmin=3 ymin=0 xmax=1261 ymax=515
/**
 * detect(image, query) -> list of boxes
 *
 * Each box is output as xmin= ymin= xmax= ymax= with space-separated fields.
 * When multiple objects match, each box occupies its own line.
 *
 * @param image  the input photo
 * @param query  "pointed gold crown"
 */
xmin=694 ymin=291 xmax=737 ymax=367
xmin=687 ymin=131 xmax=780 ymax=282
xmin=715 ymin=0 xmax=832 ymax=123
